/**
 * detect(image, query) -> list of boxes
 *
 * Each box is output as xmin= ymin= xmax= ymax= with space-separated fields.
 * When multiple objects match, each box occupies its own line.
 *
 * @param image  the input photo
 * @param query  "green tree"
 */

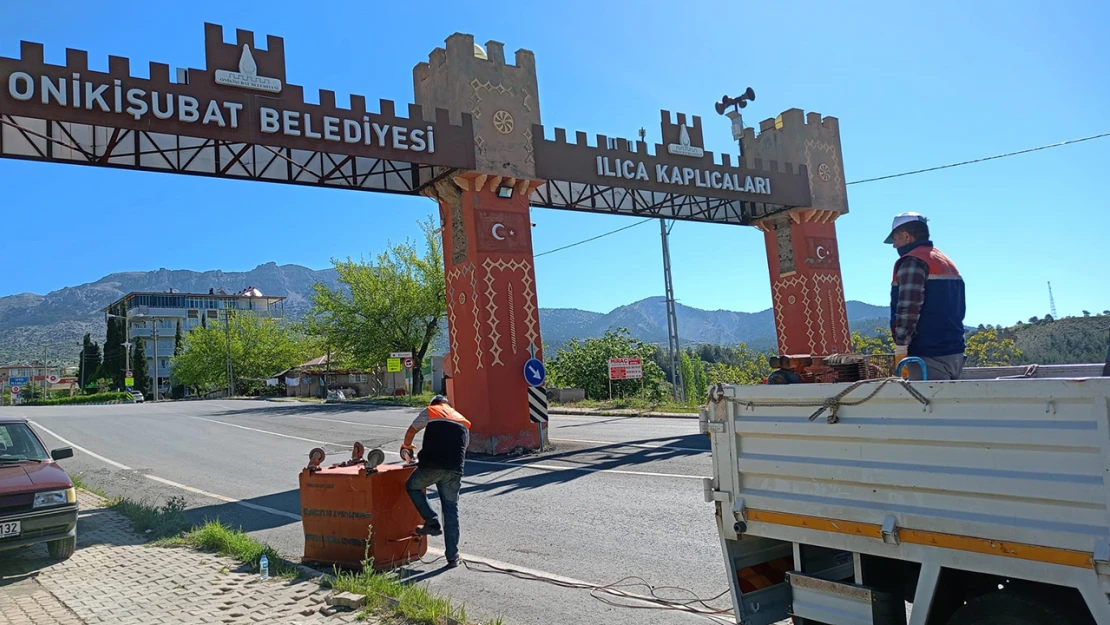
xmin=547 ymin=328 xmax=666 ymax=401
xmin=171 ymin=321 xmax=186 ymax=399
xmin=101 ymin=316 xmax=127 ymax=391
xmin=851 ymin=327 xmax=894 ymax=355
xmin=705 ymin=343 xmax=772 ymax=386
xmin=132 ymin=337 xmax=150 ymax=396
xmin=310 ymin=217 xmax=445 ymax=393
xmin=965 ymin=328 xmax=1023 ymax=367
xmin=171 ymin=313 xmax=318 ymax=394
xmin=680 ymin=351 xmax=700 ymax=405
xmin=77 ymin=333 xmax=103 ymax=393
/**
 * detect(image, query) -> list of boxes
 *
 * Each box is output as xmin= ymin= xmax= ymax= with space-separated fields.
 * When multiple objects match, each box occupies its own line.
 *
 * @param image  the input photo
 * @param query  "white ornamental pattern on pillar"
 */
xmin=813 ymin=272 xmax=851 ymax=352
xmin=446 ymin=263 xmax=481 ymax=372
xmin=481 ymin=257 xmax=537 ymax=367
xmin=771 ymin=274 xmax=813 ymax=355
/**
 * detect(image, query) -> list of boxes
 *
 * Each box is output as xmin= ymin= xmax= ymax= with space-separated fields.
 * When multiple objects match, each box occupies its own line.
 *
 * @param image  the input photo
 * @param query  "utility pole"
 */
xmin=152 ymin=323 xmax=159 ymax=401
xmin=224 ymin=310 xmax=234 ymax=398
xmin=660 ymin=218 xmax=684 ymax=403
xmin=123 ymin=312 xmax=131 ymax=375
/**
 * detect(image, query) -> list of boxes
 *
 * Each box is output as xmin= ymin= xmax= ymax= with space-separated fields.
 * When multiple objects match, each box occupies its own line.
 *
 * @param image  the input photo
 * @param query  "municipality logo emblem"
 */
xmin=214 ymin=44 xmax=282 ymax=93
xmin=667 ymin=124 xmax=704 ymax=158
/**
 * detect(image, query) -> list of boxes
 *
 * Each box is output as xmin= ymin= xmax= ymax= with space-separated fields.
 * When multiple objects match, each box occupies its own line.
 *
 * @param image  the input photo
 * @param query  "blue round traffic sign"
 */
xmin=523 ymin=358 xmax=546 ymax=387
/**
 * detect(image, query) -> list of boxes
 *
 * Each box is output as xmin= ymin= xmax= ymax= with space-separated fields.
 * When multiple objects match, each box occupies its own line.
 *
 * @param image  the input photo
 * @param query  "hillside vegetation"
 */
xmin=1008 ymin=314 xmax=1109 ymax=365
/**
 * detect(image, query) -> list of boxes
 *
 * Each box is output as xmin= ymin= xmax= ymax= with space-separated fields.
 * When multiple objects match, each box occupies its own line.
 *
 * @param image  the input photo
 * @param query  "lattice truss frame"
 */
xmin=0 ymin=115 xmax=447 ymax=194
xmin=529 ymin=179 xmax=800 ymax=225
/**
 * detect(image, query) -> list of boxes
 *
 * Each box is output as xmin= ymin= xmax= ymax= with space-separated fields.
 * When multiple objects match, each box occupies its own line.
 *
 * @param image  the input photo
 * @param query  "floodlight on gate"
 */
xmin=496 ymin=184 xmax=514 ymax=199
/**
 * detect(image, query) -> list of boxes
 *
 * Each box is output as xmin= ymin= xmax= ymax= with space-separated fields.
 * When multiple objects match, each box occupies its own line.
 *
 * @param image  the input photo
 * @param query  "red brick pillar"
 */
xmin=756 ymin=209 xmax=852 ymax=357
xmin=434 ymin=174 xmax=545 ymax=454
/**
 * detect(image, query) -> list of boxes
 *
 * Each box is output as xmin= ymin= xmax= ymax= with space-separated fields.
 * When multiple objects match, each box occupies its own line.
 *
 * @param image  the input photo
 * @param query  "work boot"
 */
xmin=446 ymin=558 xmax=459 ymax=569
xmin=415 ymin=520 xmax=442 ymax=536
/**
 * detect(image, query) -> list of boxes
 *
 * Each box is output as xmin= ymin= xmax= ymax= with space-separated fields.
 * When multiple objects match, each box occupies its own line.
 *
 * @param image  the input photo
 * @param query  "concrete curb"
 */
xmin=549 ymin=407 xmax=699 ymax=420
xmin=19 ymin=399 xmax=132 ymax=407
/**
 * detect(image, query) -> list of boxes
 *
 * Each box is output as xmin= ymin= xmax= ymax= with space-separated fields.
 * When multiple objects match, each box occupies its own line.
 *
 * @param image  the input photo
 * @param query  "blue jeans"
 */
xmin=405 ymin=467 xmax=462 ymax=561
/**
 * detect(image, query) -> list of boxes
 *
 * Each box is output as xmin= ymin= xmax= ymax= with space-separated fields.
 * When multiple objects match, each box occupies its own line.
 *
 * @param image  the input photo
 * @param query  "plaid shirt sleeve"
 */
xmin=892 ymin=256 xmax=928 ymax=347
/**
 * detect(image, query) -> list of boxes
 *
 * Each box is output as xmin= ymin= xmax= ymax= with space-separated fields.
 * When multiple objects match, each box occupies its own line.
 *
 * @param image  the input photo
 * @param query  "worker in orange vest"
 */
xmin=401 ymin=394 xmax=471 ymax=568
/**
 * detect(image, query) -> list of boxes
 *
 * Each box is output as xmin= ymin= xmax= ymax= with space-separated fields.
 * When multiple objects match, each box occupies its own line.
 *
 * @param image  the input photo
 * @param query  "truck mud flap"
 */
xmin=787 ymin=572 xmax=906 ymax=625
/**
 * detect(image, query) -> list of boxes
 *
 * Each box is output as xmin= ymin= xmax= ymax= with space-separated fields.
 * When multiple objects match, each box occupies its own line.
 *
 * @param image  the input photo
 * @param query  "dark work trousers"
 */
xmin=405 ymin=466 xmax=463 ymax=562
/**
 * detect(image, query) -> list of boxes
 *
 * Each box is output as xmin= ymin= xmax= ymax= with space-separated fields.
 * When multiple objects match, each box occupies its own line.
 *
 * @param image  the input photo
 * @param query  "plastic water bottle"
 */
xmin=260 ymin=554 xmax=269 ymax=580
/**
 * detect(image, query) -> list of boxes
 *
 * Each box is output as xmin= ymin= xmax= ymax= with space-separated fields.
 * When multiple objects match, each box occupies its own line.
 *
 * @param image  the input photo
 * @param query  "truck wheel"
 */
xmin=47 ymin=536 xmax=76 ymax=560
xmin=946 ymin=591 xmax=1073 ymax=625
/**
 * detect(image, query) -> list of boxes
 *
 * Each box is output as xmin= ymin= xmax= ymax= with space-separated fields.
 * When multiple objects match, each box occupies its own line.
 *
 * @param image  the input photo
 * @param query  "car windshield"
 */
xmin=0 ymin=423 xmax=51 ymax=462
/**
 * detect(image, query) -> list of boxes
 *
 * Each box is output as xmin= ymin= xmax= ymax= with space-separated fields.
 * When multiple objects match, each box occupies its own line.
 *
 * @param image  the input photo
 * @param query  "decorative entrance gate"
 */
xmin=0 ymin=24 xmax=853 ymax=454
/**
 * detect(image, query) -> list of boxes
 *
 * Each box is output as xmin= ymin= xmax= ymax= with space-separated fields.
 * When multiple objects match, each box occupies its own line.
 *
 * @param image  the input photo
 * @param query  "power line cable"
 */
xmin=533 ymin=130 xmax=1110 ymax=258
xmin=533 ymin=217 xmax=654 ymax=258
xmin=846 ymin=130 xmax=1110 ymax=185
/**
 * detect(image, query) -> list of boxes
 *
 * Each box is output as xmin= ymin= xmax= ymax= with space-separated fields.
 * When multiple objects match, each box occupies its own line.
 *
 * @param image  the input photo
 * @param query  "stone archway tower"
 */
xmin=741 ymin=109 xmax=853 ymax=356
xmin=414 ymin=34 xmax=546 ymax=454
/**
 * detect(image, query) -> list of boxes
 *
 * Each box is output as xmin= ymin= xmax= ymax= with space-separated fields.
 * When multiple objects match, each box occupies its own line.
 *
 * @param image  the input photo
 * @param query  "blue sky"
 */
xmin=2 ymin=0 xmax=1108 ymax=325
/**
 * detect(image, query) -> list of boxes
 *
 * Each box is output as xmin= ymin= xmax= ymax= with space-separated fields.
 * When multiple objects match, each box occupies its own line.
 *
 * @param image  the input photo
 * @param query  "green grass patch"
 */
xmin=353 ymin=392 xmax=436 ymax=408
xmin=22 ymin=391 xmax=134 ymax=406
xmin=328 ymin=562 xmax=496 ymax=625
xmin=322 ymin=527 xmax=502 ymax=625
xmin=69 ymin=474 xmax=108 ymax=499
xmin=550 ymin=396 xmax=700 ymax=413
xmin=109 ymin=495 xmax=189 ymax=538
xmin=169 ymin=520 xmax=297 ymax=579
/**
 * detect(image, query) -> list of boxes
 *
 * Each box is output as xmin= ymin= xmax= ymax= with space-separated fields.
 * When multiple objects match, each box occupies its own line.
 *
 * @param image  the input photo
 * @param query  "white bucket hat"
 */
xmin=884 ymin=212 xmax=929 ymax=244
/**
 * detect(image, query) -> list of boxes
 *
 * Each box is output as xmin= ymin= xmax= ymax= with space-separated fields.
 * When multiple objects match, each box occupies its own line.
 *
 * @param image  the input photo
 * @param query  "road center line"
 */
xmin=194 ymin=416 xmax=707 ymax=481
xmin=279 ymin=413 xmax=409 ymax=430
xmin=190 ymin=416 xmax=351 ymax=447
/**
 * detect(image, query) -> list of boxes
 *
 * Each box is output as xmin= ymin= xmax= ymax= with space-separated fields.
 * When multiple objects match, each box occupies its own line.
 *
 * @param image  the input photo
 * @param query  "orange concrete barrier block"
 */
xmin=299 ymin=462 xmax=427 ymax=570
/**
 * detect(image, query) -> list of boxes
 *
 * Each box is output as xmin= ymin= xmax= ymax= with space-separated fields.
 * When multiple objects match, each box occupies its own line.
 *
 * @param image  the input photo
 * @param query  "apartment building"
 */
xmin=102 ymin=287 xmax=285 ymax=395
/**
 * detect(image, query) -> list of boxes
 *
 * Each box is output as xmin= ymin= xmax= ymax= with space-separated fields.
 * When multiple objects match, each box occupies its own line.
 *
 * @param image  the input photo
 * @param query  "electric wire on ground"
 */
xmin=413 ymin=555 xmax=735 ymax=623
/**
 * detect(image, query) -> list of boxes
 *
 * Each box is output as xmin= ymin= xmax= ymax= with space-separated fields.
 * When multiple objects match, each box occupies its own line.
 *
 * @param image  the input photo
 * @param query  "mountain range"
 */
xmin=0 ymin=263 xmax=889 ymax=364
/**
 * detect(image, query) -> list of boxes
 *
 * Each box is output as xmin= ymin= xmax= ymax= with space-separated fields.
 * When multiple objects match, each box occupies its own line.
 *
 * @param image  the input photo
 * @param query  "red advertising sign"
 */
xmin=608 ymin=357 xmax=643 ymax=380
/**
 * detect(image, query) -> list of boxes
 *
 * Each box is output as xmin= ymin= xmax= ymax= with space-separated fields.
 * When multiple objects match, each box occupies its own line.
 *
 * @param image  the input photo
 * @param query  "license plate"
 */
xmin=0 ymin=521 xmax=20 ymax=538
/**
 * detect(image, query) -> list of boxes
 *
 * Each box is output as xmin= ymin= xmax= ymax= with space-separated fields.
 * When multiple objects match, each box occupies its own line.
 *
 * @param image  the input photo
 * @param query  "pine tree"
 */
xmin=172 ymin=321 xmax=185 ymax=399
xmin=77 ymin=333 xmax=102 ymax=393
xmin=132 ymin=338 xmax=150 ymax=396
xmin=102 ymin=316 xmax=127 ymax=391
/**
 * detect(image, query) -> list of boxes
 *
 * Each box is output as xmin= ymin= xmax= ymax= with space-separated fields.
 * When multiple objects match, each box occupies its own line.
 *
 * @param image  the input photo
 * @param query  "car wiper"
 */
xmin=0 ymin=456 xmax=41 ymax=463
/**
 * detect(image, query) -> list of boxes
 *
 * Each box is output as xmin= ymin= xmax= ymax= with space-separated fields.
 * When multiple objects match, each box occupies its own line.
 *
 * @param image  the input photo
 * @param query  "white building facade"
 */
xmin=102 ymin=289 xmax=285 ymax=397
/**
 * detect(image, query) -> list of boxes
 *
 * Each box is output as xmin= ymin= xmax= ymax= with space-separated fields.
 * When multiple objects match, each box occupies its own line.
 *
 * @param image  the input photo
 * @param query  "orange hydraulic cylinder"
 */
xmin=299 ymin=463 xmax=427 ymax=570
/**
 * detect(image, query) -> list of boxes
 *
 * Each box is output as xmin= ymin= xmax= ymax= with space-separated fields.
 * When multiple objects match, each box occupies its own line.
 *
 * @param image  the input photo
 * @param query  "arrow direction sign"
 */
xmin=523 ymin=358 xmax=546 ymax=387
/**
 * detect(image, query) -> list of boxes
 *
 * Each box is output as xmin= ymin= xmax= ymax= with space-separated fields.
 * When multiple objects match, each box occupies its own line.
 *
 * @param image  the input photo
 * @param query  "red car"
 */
xmin=0 ymin=417 xmax=77 ymax=560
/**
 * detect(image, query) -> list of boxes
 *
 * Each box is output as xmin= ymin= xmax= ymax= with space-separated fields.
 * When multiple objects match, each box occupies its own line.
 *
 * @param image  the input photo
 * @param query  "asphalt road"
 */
xmin=3 ymin=400 xmax=734 ymax=625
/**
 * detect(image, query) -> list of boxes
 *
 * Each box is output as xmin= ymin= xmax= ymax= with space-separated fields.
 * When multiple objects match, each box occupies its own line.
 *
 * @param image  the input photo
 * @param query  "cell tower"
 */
xmin=1048 ymin=281 xmax=1058 ymax=318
